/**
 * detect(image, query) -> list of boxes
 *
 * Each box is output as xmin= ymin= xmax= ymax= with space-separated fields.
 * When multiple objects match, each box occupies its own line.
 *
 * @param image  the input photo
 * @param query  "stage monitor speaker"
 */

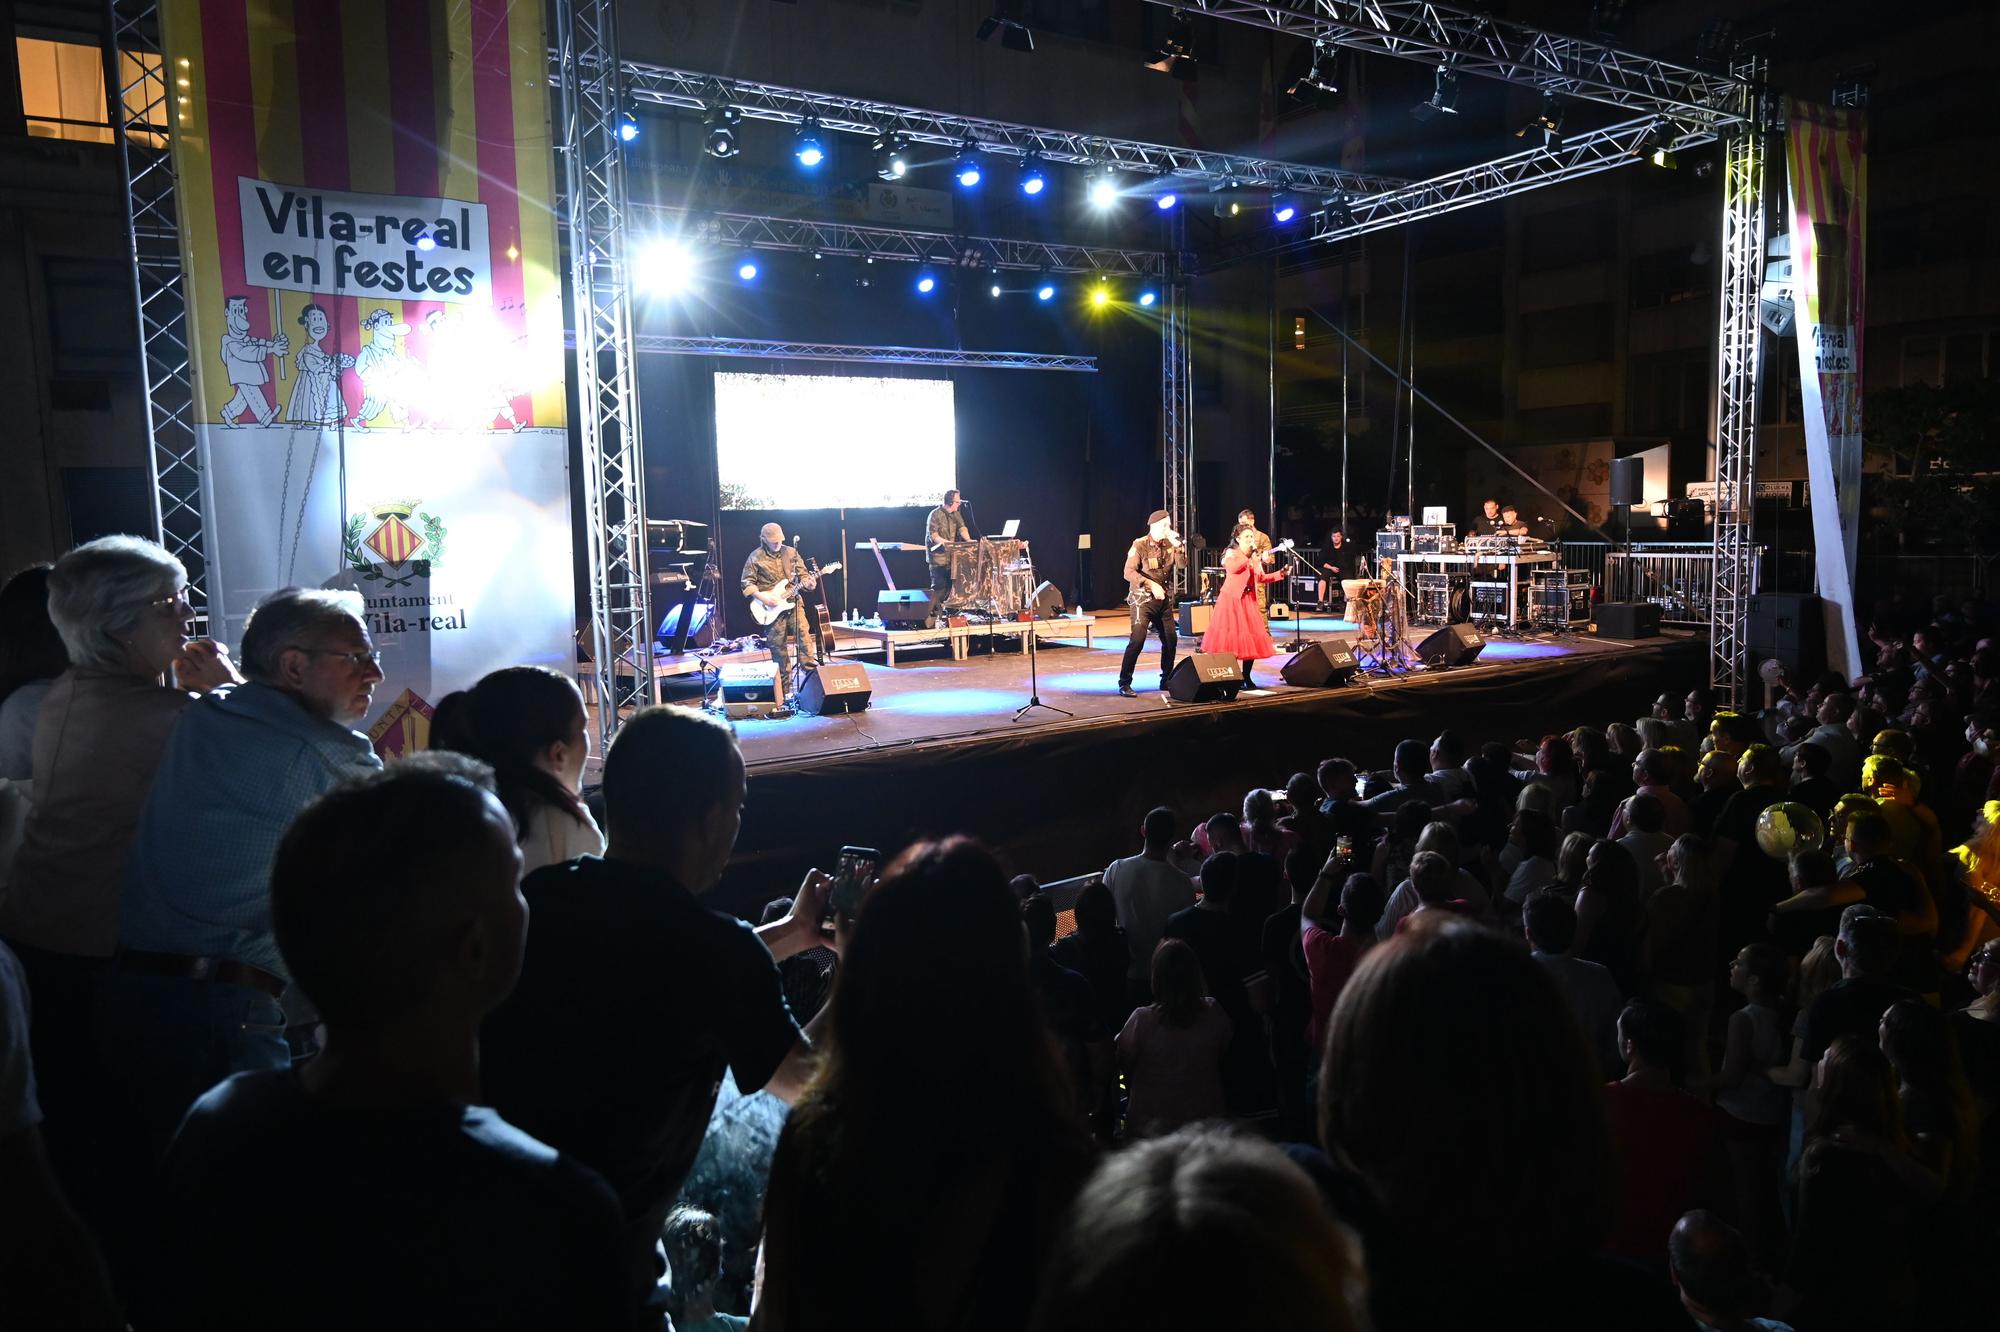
xmin=1748 ymin=593 xmax=1825 ymax=679
xmin=1176 ymin=602 xmax=1213 ymax=636
xmin=1595 ymin=601 xmax=1661 ymax=639
xmin=877 ymin=589 xmax=934 ymax=628
xmin=1166 ymin=653 xmax=1243 ymax=703
xmin=1281 ymin=639 xmax=1357 ymax=688
xmin=797 ymin=661 xmax=872 ymax=715
xmin=1029 ymin=580 xmax=1066 ymax=620
xmin=1609 ymin=457 xmax=1645 ymax=507
xmin=1416 ymin=622 xmax=1485 ymax=669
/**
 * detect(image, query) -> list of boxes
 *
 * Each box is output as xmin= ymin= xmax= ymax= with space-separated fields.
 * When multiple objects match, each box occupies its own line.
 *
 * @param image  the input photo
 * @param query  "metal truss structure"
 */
xmin=109 ymin=1 xmax=207 ymax=630
xmin=638 ymin=204 xmax=1165 ymax=276
xmin=556 ymin=0 xmax=655 ymax=747
xmin=1303 ymin=115 xmax=1715 ymax=247
xmin=1708 ymin=68 xmax=1770 ymax=709
xmin=1160 ymin=215 xmax=1194 ymax=581
xmin=627 ymin=335 xmax=1097 ymax=372
xmin=593 ymin=54 xmax=1406 ymax=196
xmin=1151 ymin=1 xmax=1749 ymax=131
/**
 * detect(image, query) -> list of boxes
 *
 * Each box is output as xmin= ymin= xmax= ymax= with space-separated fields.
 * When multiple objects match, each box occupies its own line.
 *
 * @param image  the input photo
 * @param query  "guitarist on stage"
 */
xmin=741 ymin=523 xmax=824 ymax=699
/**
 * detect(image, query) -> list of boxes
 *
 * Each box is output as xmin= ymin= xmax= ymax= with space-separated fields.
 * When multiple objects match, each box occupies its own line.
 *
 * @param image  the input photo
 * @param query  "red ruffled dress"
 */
xmin=1201 ymin=548 xmax=1285 ymax=662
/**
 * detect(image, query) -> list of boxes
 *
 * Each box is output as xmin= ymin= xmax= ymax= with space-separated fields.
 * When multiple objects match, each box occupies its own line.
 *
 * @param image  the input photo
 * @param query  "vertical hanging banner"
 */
xmin=157 ymin=0 xmax=573 ymax=753
xmin=1784 ymin=98 xmax=1866 ymax=679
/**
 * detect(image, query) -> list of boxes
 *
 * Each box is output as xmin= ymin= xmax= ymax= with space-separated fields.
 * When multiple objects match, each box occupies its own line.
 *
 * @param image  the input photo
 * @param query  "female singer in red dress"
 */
xmin=1202 ymin=528 xmax=1287 ymax=689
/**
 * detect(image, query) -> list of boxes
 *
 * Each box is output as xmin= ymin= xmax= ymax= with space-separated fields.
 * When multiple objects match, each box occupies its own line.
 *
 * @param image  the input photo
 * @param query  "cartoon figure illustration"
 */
xmin=351 ymin=308 xmax=417 ymax=430
xmin=218 ymin=294 xmax=289 ymax=427
xmin=422 ymin=308 xmax=526 ymax=432
xmin=288 ymin=302 xmax=355 ymax=426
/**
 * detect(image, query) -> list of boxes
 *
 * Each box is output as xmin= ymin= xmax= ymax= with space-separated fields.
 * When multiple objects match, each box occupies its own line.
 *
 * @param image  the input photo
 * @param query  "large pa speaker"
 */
xmin=1595 ymin=601 xmax=1662 ymax=639
xmin=1415 ymin=622 xmax=1485 ymax=669
xmin=1166 ymin=653 xmax=1243 ymax=703
xmin=1280 ymin=639 xmax=1358 ymax=688
xmin=877 ymin=589 xmax=934 ymax=628
xmin=1609 ymin=457 xmax=1645 ymax=507
xmin=1029 ymin=580 xmax=1066 ymax=620
xmin=1749 ymin=593 xmax=1825 ymax=679
xmin=797 ymin=661 xmax=872 ymax=715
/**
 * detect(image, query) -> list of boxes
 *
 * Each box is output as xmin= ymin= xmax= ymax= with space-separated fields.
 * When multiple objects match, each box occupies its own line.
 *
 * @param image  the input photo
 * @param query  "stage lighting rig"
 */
xmin=1138 ymin=289 xmax=1158 ymax=308
xmin=735 ymin=254 xmax=759 ymax=282
xmin=1288 ymin=39 xmax=1338 ymax=99
xmin=1213 ymin=179 xmax=1242 ymax=218
xmin=1411 ymin=66 xmax=1460 ymax=122
xmin=702 ymin=103 xmax=740 ymax=158
xmin=1155 ymin=190 xmax=1179 ymax=211
xmin=873 ymin=131 xmax=911 ymax=181
xmin=1018 ymin=154 xmax=1047 ymax=197
xmin=1636 ymin=122 xmax=1677 ymax=169
xmin=1143 ymin=9 xmax=1197 ymax=82
xmin=1086 ymin=169 xmax=1121 ymax=211
xmin=637 ymin=240 xmax=696 ymax=296
xmin=1516 ymin=93 xmax=1565 ymax=147
xmin=915 ymin=269 xmax=939 ymax=295
xmin=1035 ymin=275 xmax=1057 ymax=302
xmin=617 ymin=112 xmax=640 ymax=144
xmin=976 ymin=6 xmax=1034 ymax=53
xmin=954 ymin=143 xmax=985 ymax=189
xmin=793 ymin=118 xmax=825 ymax=168
xmin=1271 ymin=193 xmax=1298 ymax=224
xmin=1322 ymin=192 xmax=1356 ymax=230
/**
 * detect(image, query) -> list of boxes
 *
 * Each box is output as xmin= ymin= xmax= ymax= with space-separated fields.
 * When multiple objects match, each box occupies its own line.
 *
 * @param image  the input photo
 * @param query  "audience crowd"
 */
xmin=2 ymin=539 xmax=1998 ymax=1330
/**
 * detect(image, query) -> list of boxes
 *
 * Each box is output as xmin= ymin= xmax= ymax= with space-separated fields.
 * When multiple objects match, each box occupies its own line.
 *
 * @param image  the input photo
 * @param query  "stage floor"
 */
xmin=694 ymin=612 xmax=1696 ymax=770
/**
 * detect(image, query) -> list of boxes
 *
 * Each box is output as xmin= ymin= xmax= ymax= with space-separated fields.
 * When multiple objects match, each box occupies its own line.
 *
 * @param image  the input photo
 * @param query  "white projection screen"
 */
xmin=714 ymin=371 xmax=957 ymax=509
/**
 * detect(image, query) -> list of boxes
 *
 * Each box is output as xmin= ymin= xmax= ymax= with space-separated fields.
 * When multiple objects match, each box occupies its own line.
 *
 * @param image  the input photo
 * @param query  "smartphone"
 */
xmin=824 ymin=845 xmax=880 ymax=926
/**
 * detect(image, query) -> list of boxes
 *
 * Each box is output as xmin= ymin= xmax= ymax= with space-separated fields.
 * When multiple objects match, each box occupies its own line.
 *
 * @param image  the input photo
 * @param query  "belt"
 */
xmin=117 ymin=949 xmax=287 ymax=998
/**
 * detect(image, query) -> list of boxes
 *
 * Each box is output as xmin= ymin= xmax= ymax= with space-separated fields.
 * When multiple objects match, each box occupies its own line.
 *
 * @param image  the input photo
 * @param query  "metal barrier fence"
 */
xmin=1604 ymin=544 xmax=1762 ymax=626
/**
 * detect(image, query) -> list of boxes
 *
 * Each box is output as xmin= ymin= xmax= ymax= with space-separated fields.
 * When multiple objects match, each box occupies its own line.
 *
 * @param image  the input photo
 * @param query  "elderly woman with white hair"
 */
xmin=0 ymin=537 xmax=238 ymax=1164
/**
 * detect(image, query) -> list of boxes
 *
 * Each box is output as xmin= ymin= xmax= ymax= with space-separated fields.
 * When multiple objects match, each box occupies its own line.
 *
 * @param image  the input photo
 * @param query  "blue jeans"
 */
xmin=94 ymin=971 xmax=291 ymax=1168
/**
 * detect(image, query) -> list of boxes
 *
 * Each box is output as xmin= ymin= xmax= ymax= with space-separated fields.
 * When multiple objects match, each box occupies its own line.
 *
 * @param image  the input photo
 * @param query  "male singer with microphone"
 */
xmin=1117 ymin=509 xmax=1187 ymax=698
xmin=925 ymin=489 xmax=971 ymax=608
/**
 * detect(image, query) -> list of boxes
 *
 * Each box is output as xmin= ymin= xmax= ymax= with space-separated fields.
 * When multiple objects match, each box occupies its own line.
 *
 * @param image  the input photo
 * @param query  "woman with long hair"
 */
xmin=1239 ymin=786 xmax=1296 ymax=862
xmin=1318 ymin=921 xmax=1685 ymax=1329
xmin=755 ymin=837 xmax=1093 ymax=1332
xmin=1116 ymin=938 xmax=1233 ymax=1139
xmin=1781 ymin=1036 xmax=1939 ymax=1332
xmin=430 ymin=665 xmax=601 ymax=873
xmin=1574 ymin=838 xmax=1646 ymax=997
xmin=1553 ymin=830 xmax=1595 ymax=897
xmin=1199 ymin=527 xmax=1286 ymax=690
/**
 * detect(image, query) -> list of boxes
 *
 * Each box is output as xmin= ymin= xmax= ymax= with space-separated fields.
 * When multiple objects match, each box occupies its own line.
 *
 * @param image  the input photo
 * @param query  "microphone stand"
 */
xmin=1281 ymin=547 xmax=1329 ymax=651
xmin=1012 ymin=541 xmax=1072 ymax=723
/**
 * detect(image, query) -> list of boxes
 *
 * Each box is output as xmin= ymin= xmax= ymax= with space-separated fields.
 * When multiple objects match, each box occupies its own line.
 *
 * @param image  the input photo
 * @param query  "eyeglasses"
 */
xmin=294 ymin=647 xmax=382 ymax=669
xmin=149 ymin=587 xmax=193 ymax=612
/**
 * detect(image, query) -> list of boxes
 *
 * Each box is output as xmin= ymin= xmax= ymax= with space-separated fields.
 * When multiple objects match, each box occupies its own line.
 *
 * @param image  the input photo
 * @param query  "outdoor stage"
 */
xmin=696 ymin=612 xmax=1707 ymax=915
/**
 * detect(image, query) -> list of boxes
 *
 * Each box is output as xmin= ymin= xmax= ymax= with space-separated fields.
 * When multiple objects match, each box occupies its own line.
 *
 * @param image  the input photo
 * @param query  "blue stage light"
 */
xmin=736 ymin=256 xmax=759 ymax=282
xmin=1272 ymin=193 xmax=1298 ymax=223
xmin=916 ymin=271 xmax=938 ymax=294
xmin=617 ymin=113 xmax=639 ymax=144
xmin=794 ymin=118 xmax=825 ymax=168
xmin=1019 ymin=156 xmax=1046 ymax=196
xmin=1138 ymin=289 xmax=1157 ymax=307
xmin=955 ymin=146 xmax=984 ymax=189
xmin=1036 ymin=281 xmax=1056 ymax=302
xmin=1155 ymin=192 xmax=1178 ymax=211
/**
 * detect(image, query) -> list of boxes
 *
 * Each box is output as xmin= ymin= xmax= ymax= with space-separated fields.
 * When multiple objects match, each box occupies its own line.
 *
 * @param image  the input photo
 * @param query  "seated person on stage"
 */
xmin=925 ymin=489 xmax=970 ymax=604
xmin=151 ymin=759 xmax=631 ymax=1332
xmin=1201 ymin=527 xmax=1286 ymax=691
xmin=740 ymin=524 xmax=823 ymax=698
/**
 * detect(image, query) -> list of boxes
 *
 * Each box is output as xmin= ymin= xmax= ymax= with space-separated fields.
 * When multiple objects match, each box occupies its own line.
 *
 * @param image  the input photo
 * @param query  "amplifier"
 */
xmin=1177 ymin=602 xmax=1213 ymax=636
xmin=1469 ymin=580 xmax=1508 ymax=620
xmin=1531 ymin=583 xmax=1592 ymax=627
xmin=1411 ymin=523 xmax=1456 ymax=554
xmin=717 ymin=663 xmax=783 ymax=719
xmin=1414 ymin=572 xmax=1469 ymax=625
xmin=1375 ymin=528 xmax=1409 ymax=561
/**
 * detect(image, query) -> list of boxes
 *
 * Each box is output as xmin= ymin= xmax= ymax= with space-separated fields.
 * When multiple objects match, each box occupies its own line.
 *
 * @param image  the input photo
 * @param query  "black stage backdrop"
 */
xmin=636 ymin=260 xmax=1161 ymax=623
xmin=708 ymin=635 xmax=1703 ymax=917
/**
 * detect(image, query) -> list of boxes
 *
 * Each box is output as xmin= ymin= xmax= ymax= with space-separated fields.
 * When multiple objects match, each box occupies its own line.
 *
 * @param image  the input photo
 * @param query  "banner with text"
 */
xmin=1784 ymin=98 xmax=1867 ymax=678
xmin=158 ymin=0 xmax=572 ymax=754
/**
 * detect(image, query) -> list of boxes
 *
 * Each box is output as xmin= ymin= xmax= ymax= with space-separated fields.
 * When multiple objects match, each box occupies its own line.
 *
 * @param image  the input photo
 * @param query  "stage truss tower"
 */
xmin=556 ymin=0 xmax=656 ymax=748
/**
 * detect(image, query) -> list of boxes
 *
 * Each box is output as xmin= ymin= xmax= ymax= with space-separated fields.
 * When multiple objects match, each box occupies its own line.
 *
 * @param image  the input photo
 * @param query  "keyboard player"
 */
xmin=926 ymin=488 xmax=971 ymax=603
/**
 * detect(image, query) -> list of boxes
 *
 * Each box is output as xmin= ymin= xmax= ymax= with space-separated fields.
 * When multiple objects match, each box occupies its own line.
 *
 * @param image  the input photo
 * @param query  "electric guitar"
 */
xmin=748 ymin=562 xmax=842 ymax=627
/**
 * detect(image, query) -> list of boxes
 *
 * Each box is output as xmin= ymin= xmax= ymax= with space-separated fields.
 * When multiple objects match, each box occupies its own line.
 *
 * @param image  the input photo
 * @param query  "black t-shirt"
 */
xmin=153 ymin=1070 xmax=629 ymax=1332
xmin=480 ymin=857 xmax=802 ymax=1235
xmin=1803 ymin=976 xmax=1916 ymax=1064
xmin=1161 ymin=904 xmax=1259 ymax=1022
xmin=1322 ymin=544 xmax=1353 ymax=580
xmin=1318 ymin=796 xmax=1380 ymax=863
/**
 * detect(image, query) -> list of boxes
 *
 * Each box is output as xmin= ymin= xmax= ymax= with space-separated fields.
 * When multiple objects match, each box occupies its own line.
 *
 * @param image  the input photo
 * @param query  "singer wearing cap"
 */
xmin=741 ymin=523 xmax=822 ymax=701
xmin=925 ymin=489 xmax=971 ymax=607
xmin=1118 ymin=509 xmax=1187 ymax=698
